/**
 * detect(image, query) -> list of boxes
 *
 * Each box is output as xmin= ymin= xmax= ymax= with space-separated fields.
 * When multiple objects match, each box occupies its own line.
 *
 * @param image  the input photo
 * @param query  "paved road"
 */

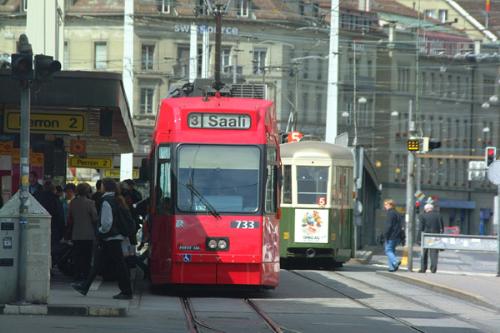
xmin=3 ymin=264 xmax=497 ymax=333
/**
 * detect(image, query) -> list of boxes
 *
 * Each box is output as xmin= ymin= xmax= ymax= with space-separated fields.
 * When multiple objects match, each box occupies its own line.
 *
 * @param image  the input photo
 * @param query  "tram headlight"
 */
xmin=207 ymin=239 xmax=218 ymax=250
xmin=217 ymin=239 xmax=228 ymax=250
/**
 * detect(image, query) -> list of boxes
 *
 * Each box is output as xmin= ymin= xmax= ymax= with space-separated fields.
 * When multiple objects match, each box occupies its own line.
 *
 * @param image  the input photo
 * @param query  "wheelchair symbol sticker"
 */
xmin=183 ymin=254 xmax=192 ymax=263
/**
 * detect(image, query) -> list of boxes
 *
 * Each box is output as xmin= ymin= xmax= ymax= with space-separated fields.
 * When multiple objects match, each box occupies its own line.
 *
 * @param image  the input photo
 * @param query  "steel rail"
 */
xmin=180 ymin=297 xmax=226 ymax=333
xmin=289 ymin=270 xmax=428 ymax=333
xmin=245 ymin=298 xmax=284 ymax=333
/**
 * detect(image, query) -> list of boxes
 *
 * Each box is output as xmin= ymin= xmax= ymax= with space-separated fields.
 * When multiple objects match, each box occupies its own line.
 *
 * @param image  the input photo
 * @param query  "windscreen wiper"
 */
xmin=185 ymin=183 xmax=221 ymax=219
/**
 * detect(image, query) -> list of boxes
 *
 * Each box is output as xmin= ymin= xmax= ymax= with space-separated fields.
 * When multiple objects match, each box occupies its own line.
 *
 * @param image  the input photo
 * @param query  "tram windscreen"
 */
xmin=177 ymin=145 xmax=260 ymax=213
xmin=296 ymin=166 xmax=328 ymax=204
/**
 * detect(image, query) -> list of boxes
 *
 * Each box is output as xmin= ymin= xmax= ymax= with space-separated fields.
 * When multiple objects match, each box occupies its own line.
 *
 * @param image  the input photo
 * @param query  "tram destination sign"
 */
xmin=188 ymin=113 xmax=251 ymax=130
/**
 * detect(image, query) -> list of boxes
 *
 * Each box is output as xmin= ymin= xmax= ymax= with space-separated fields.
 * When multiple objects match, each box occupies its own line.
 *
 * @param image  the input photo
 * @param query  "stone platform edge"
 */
xmin=0 ymin=303 xmax=127 ymax=317
xmin=377 ymin=271 xmax=497 ymax=311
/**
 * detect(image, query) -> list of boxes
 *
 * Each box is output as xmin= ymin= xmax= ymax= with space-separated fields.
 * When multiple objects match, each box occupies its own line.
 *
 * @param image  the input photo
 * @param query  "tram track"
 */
xmin=180 ymin=296 xmax=283 ymax=333
xmin=289 ymin=270 xmax=428 ymax=333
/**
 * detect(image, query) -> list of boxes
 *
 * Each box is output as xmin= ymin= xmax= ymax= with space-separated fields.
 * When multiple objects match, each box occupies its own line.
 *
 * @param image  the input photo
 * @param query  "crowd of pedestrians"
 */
xmin=28 ymin=175 xmax=146 ymax=300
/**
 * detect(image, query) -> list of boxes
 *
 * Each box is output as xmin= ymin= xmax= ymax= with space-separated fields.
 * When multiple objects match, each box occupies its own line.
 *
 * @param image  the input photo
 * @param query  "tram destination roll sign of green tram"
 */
xmin=188 ymin=113 xmax=251 ymax=129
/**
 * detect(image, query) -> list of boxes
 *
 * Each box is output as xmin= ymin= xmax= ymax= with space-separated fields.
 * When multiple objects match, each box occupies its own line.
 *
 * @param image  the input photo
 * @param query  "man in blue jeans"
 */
xmin=383 ymin=199 xmax=402 ymax=272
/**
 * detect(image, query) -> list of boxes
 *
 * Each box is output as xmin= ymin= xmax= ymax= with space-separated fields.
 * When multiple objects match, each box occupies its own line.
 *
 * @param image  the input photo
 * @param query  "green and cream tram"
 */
xmin=279 ymin=141 xmax=354 ymax=268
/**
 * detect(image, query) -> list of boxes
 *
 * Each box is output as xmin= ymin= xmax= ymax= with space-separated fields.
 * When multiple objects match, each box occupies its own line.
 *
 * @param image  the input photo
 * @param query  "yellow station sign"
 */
xmin=103 ymin=168 xmax=140 ymax=179
xmin=4 ymin=110 xmax=86 ymax=133
xmin=69 ymin=156 xmax=112 ymax=169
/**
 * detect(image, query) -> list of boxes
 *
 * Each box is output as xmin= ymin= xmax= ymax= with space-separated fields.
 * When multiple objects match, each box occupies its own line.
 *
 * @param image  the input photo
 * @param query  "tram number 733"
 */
xmin=231 ymin=220 xmax=260 ymax=229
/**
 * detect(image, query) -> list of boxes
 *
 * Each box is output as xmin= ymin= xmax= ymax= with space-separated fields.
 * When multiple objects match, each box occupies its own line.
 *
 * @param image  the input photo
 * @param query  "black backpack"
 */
xmin=115 ymin=205 xmax=138 ymax=245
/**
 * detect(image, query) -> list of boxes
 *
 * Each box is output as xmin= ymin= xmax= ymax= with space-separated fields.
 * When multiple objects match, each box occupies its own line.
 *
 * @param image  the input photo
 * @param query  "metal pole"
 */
xmin=405 ymin=99 xmax=415 ymax=272
xmin=496 ymin=189 xmax=500 ymax=276
xmin=17 ymin=79 xmax=30 ymax=303
xmin=213 ymin=5 xmax=222 ymax=90
xmin=353 ymin=40 xmax=358 ymax=146
xmin=232 ymin=53 xmax=237 ymax=84
xmin=325 ymin=0 xmax=339 ymax=143
xmin=189 ymin=23 xmax=198 ymax=83
xmin=294 ymin=63 xmax=299 ymax=132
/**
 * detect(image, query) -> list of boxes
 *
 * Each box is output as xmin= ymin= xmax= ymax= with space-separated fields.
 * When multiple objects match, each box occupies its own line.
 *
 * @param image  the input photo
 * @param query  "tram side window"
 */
xmin=282 ymin=165 xmax=292 ymax=204
xmin=157 ymin=146 xmax=171 ymax=214
xmin=297 ymin=166 xmax=328 ymax=204
xmin=265 ymin=147 xmax=277 ymax=213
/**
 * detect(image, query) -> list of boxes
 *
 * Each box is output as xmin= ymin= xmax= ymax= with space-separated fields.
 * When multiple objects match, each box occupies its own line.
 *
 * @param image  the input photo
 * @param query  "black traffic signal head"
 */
xmin=11 ymin=53 xmax=33 ymax=81
xmin=34 ymin=54 xmax=61 ymax=81
xmin=485 ymin=146 xmax=496 ymax=166
xmin=428 ymin=139 xmax=441 ymax=151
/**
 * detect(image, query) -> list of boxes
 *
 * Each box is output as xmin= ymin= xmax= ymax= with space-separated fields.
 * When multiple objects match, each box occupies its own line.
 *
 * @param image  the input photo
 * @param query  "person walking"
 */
xmin=418 ymin=203 xmax=444 ymax=273
xmin=71 ymin=178 xmax=133 ymax=300
xmin=35 ymin=181 xmax=65 ymax=267
xmin=91 ymin=179 xmax=104 ymax=214
xmin=68 ymin=183 xmax=98 ymax=282
xmin=28 ymin=171 xmax=43 ymax=196
xmin=383 ymin=199 xmax=403 ymax=272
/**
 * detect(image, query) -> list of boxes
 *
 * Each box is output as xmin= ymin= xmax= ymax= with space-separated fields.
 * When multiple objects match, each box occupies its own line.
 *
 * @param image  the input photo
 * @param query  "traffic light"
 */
xmin=34 ymin=54 xmax=61 ymax=81
xmin=407 ymin=139 xmax=420 ymax=151
xmin=11 ymin=52 xmax=33 ymax=81
xmin=485 ymin=146 xmax=496 ymax=166
xmin=422 ymin=137 xmax=442 ymax=152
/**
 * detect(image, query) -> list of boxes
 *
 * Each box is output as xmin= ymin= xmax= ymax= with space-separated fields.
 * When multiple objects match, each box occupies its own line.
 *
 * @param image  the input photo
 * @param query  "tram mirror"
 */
xmin=140 ymin=158 xmax=150 ymax=181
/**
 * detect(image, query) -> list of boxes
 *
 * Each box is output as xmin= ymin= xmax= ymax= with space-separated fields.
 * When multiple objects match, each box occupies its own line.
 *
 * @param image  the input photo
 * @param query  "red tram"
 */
xmin=147 ymin=91 xmax=281 ymax=288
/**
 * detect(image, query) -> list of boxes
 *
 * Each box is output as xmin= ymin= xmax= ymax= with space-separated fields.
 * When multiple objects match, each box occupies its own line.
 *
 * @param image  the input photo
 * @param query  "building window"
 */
xmin=141 ymin=44 xmax=155 ymax=71
xmin=484 ymin=77 xmax=495 ymax=99
xmin=23 ymin=0 xmax=28 ymax=11
xmin=315 ymin=93 xmax=322 ymax=123
xmin=397 ymin=66 xmax=410 ymax=92
xmin=367 ymin=60 xmax=372 ymax=78
xmin=421 ymin=72 xmax=427 ymax=94
xmin=438 ymin=9 xmax=448 ymax=23
xmin=222 ymin=47 xmax=231 ymax=73
xmin=317 ymin=59 xmax=323 ymax=81
xmin=302 ymin=92 xmax=309 ymax=121
xmin=140 ymin=87 xmax=155 ymax=115
xmin=63 ymin=41 xmax=69 ymax=70
xmin=464 ymin=77 xmax=470 ymax=98
xmin=299 ymin=0 xmax=305 ymax=16
xmin=159 ymin=0 xmax=171 ymax=13
xmin=439 ymin=74 xmax=444 ymax=96
xmin=424 ymin=9 xmax=437 ymax=19
xmin=94 ymin=42 xmax=107 ymax=70
xmin=176 ymin=45 xmax=190 ymax=78
xmin=312 ymin=3 xmax=320 ymax=17
xmin=235 ymin=0 xmax=249 ymax=17
xmin=303 ymin=53 xmax=309 ymax=79
xmin=197 ymin=0 xmax=208 ymax=15
xmin=252 ymin=48 xmax=267 ymax=74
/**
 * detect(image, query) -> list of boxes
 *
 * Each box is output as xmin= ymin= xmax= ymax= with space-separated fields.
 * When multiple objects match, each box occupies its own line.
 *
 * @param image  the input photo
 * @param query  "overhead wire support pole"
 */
xmin=405 ymin=99 xmax=415 ymax=272
xmin=17 ymin=34 xmax=33 ymax=304
xmin=213 ymin=4 xmax=223 ymax=91
xmin=325 ymin=0 xmax=339 ymax=143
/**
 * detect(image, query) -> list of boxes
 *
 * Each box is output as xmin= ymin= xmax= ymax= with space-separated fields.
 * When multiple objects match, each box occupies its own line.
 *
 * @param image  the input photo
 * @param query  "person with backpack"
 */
xmin=418 ymin=203 xmax=444 ymax=273
xmin=383 ymin=199 xmax=403 ymax=272
xmin=71 ymin=178 xmax=133 ymax=300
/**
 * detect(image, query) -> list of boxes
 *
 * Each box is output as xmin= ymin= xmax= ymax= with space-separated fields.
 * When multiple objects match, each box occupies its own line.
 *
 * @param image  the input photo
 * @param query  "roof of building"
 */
xmin=453 ymin=0 xmax=500 ymax=40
